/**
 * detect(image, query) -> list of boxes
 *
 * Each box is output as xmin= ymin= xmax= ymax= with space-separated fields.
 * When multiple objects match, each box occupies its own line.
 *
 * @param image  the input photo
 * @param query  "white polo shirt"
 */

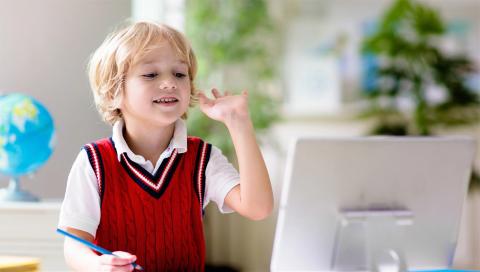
xmin=58 ymin=119 xmax=240 ymax=237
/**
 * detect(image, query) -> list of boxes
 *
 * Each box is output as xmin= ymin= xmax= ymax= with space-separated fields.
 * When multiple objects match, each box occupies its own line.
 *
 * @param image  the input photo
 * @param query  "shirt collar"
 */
xmin=111 ymin=119 xmax=188 ymax=162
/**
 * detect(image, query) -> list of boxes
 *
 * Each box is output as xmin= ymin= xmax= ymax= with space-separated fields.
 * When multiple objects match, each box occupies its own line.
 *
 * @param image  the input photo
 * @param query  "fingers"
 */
xmin=100 ymin=251 xmax=136 ymax=266
xmin=197 ymin=91 xmax=205 ymax=100
xmin=104 ymin=264 xmax=134 ymax=272
xmin=211 ymin=88 xmax=233 ymax=97
xmin=211 ymin=88 xmax=221 ymax=98
xmin=197 ymin=91 xmax=214 ymax=106
xmin=207 ymin=88 xmax=248 ymax=99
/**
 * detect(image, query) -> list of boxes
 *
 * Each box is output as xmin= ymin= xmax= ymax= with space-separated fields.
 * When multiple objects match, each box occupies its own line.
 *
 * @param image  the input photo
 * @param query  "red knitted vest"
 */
xmin=83 ymin=137 xmax=211 ymax=272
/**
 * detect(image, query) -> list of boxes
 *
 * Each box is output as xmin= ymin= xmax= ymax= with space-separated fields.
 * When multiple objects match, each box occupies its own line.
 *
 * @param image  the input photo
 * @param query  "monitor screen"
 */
xmin=271 ymin=136 xmax=476 ymax=271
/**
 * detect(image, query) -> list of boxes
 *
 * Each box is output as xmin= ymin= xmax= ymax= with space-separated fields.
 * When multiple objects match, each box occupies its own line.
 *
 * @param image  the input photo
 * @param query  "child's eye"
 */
xmin=142 ymin=73 xmax=158 ymax=79
xmin=175 ymin=73 xmax=187 ymax=78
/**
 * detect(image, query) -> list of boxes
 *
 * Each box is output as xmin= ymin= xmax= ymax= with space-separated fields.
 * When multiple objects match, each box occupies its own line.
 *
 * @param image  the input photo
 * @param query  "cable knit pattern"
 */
xmin=86 ymin=137 xmax=209 ymax=271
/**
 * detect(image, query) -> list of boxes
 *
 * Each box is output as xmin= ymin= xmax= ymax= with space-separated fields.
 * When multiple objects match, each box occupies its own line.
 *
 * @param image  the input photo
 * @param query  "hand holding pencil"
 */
xmin=98 ymin=251 xmax=140 ymax=271
xmin=57 ymin=228 xmax=144 ymax=271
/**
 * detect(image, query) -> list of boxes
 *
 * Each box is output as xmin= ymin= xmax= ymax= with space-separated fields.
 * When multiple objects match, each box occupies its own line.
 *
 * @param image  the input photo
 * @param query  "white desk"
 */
xmin=0 ymin=200 xmax=68 ymax=271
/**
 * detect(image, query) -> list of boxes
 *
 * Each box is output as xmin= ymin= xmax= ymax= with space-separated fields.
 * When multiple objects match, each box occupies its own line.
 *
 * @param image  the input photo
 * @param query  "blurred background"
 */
xmin=0 ymin=0 xmax=479 ymax=271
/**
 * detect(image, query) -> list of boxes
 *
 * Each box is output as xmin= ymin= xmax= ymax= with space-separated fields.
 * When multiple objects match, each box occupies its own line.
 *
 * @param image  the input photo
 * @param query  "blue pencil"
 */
xmin=56 ymin=228 xmax=144 ymax=271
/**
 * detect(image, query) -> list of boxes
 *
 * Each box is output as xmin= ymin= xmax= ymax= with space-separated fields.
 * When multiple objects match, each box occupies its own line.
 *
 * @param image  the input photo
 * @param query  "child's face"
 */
xmin=121 ymin=42 xmax=191 ymax=127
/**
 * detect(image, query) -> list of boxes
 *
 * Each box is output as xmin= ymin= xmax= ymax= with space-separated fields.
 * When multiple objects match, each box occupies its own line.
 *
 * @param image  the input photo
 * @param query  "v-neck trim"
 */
xmin=119 ymin=148 xmax=183 ymax=198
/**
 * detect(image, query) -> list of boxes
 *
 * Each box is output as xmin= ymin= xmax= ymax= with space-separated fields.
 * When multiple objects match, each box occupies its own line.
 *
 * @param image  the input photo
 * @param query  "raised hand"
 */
xmin=197 ymin=88 xmax=273 ymax=221
xmin=197 ymin=88 xmax=250 ymax=124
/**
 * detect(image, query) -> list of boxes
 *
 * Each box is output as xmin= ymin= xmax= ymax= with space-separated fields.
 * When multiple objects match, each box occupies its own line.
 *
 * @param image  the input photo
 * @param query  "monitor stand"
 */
xmin=331 ymin=208 xmax=412 ymax=272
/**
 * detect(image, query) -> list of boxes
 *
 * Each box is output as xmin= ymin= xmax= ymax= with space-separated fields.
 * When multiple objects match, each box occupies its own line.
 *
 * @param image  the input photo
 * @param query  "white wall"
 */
xmin=0 ymin=0 xmax=131 ymax=199
xmin=132 ymin=0 xmax=185 ymax=31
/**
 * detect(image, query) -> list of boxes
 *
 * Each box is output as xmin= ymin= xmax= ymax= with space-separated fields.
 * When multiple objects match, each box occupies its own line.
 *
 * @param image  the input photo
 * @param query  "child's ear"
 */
xmin=115 ymin=108 xmax=122 ymax=117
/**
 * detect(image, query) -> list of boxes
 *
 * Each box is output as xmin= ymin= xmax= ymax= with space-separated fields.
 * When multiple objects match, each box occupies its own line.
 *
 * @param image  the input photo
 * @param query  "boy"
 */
xmin=58 ymin=21 xmax=273 ymax=271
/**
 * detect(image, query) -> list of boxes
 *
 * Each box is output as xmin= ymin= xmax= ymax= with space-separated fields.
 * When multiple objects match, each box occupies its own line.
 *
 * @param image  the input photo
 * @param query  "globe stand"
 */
xmin=0 ymin=177 xmax=39 ymax=202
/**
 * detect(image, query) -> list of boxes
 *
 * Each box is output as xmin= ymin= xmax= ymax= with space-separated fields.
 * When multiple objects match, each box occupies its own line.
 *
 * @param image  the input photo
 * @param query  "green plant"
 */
xmin=360 ymin=0 xmax=480 ymax=188
xmin=184 ymin=2 xmax=279 ymax=270
xmin=185 ymin=0 xmax=280 ymax=161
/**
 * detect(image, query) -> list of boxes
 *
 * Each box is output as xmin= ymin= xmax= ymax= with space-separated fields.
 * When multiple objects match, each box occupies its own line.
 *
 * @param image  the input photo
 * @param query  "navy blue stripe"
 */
xmin=92 ymin=143 xmax=106 ymax=204
xmin=108 ymin=137 xmax=117 ymax=156
xmin=121 ymin=151 xmax=172 ymax=183
xmin=201 ymin=144 xmax=212 ymax=212
xmin=120 ymin=153 xmax=183 ymax=199
xmin=192 ymin=142 xmax=203 ymax=202
xmin=201 ymin=144 xmax=212 ymax=217
xmin=82 ymin=143 xmax=105 ymax=205
xmin=193 ymin=141 xmax=212 ymax=217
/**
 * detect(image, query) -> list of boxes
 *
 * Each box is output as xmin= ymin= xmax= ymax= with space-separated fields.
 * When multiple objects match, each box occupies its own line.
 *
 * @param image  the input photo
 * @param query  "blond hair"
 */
xmin=87 ymin=21 xmax=198 ymax=125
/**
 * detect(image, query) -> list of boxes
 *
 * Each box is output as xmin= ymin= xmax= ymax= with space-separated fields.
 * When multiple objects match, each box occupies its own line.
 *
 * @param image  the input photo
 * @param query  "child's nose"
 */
xmin=158 ymin=77 xmax=177 ymax=90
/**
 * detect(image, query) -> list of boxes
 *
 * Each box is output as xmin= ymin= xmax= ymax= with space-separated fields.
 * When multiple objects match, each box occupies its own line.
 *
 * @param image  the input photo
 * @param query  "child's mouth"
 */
xmin=153 ymin=98 xmax=179 ymax=104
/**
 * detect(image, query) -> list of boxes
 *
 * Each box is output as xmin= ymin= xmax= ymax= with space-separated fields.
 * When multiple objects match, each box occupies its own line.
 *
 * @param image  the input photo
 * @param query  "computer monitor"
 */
xmin=271 ymin=136 xmax=476 ymax=272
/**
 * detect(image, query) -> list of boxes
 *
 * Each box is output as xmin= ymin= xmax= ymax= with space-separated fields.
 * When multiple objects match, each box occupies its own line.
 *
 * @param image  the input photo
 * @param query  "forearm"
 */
xmin=64 ymin=239 xmax=99 ymax=271
xmin=226 ymin=114 xmax=273 ymax=219
xmin=63 ymin=229 xmax=99 ymax=272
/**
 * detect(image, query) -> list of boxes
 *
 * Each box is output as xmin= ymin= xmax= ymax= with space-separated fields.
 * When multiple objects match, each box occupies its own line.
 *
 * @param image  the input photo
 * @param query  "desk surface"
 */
xmin=0 ymin=256 xmax=40 ymax=272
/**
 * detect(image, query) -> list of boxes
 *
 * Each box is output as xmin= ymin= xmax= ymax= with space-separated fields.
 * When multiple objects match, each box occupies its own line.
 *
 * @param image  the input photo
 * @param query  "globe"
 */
xmin=0 ymin=93 xmax=55 ymax=201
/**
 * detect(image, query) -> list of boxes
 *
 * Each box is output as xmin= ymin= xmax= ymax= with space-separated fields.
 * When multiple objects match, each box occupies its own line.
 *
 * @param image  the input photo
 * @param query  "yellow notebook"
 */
xmin=0 ymin=256 xmax=40 ymax=272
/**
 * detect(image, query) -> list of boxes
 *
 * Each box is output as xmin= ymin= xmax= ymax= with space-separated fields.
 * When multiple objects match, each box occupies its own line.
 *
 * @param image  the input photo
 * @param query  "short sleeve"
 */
xmin=204 ymin=145 xmax=240 ymax=213
xmin=57 ymin=150 xmax=101 ymax=237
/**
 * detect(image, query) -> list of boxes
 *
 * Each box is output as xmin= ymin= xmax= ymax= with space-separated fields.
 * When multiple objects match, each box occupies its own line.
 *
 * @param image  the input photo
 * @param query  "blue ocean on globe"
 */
xmin=0 ymin=93 xmax=55 ymax=177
